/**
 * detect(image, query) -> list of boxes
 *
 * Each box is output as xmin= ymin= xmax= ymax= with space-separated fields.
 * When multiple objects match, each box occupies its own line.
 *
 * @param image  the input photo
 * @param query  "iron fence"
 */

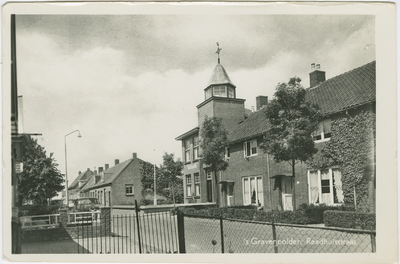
xmin=75 ymin=209 xmax=179 ymax=254
xmin=182 ymin=213 xmax=376 ymax=253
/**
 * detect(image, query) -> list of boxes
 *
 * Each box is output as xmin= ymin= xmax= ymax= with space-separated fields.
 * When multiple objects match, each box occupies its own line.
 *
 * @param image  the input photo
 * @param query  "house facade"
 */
xmin=79 ymin=153 xmax=159 ymax=207
xmin=176 ymin=59 xmax=376 ymax=211
xmin=67 ymin=168 xmax=94 ymax=202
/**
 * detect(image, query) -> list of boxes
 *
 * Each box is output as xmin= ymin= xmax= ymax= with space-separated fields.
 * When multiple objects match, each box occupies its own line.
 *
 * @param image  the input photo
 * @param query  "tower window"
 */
xmin=228 ymin=87 xmax=235 ymax=98
xmin=213 ymin=86 xmax=227 ymax=97
xmin=205 ymin=88 xmax=212 ymax=100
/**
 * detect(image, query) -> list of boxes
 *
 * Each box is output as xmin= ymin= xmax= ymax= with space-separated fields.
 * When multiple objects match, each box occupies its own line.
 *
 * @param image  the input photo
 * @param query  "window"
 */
xmin=193 ymin=136 xmax=200 ymax=160
xmin=242 ymin=176 xmax=263 ymax=206
xmin=125 ymin=184 xmax=134 ymax=195
xmin=225 ymin=147 xmax=230 ymax=159
xmin=205 ymin=87 xmax=212 ymax=100
xmin=228 ymin=87 xmax=235 ymax=98
xmin=186 ymin=175 xmax=192 ymax=197
xmin=144 ymin=183 xmax=152 ymax=190
xmin=184 ymin=138 xmax=191 ymax=162
xmin=308 ymin=169 xmax=344 ymax=205
xmin=244 ymin=140 xmax=257 ymax=157
xmin=312 ymin=119 xmax=332 ymax=142
xmin=213 ymin=85 xmax=227 ymax=97
xmin=194 ymin=173 xmax=200 ymax=196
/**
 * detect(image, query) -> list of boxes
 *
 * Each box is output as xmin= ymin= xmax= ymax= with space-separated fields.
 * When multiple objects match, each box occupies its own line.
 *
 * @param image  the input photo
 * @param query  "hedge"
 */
xmin=19 ymin=205 xmax=61 ymax=217
xmin=323 ymin=210 xmax=375 ymax=230
xmin=180 ymin=204 xmax=355 ymax=225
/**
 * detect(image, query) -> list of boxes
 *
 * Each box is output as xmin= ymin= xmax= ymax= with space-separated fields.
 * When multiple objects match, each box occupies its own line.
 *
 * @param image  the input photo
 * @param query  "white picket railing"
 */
xmin=20 ymin=211 xmax=101 ymax=229
xmin=20 ymin=214 xmax=60 ymax=229
xmin=68 ymin=211 xmax=101 ymax=225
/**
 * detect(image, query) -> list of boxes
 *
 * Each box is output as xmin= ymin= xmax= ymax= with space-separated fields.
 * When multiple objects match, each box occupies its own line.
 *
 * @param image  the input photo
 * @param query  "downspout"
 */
xmin=267 ymin=154 xmax=273 ymax=211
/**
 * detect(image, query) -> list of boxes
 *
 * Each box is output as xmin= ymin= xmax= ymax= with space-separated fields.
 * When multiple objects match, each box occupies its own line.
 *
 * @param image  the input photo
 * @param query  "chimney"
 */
xmin=132 ymin=153 xmax=137 ymax=160
xmin=87 ymin=168 xmax=90 ymax=171
xmin=95 ymin=175 xmax=101 ymax=184
xmin=309 ymin=63 xmax=326 ymax=87
xmin=78 ymin=171 xmax=81 ymax=175
xmin=256 ymin=96 xmax=268 ymax=111
xmin=98 ymin=167 xmax=103 ymax=174
xmin=115 ymin=159 xmax=119 ymax=165
xmin=105 ymin=164 xmax=109 ymax=171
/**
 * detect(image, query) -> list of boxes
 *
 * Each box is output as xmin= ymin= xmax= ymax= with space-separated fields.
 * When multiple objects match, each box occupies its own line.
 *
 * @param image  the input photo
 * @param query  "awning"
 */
xmin=270 ymin=174 xmax=293 ymax=178
xmin=218 ymin=180 xmax=235 ymax=184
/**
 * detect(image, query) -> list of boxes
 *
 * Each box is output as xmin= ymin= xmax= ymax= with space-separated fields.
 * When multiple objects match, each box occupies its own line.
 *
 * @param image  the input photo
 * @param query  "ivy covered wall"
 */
xmin=308 ymin=108 xmax=376 ymax=210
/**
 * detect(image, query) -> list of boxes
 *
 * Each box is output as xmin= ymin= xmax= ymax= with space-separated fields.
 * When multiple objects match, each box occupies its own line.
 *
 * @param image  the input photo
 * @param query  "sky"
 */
xmin=14 ymin=14 xmax=375 ymax=185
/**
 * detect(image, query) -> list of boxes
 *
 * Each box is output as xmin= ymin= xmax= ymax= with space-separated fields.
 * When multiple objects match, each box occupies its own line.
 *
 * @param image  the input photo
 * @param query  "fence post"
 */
xmin=176 ymin=210 xmax=186 ymax=253
xmin=271 ymin=218 xmax=278 ymax=253
xmin=370 ymin=231 xmax=376 ymax=253
xmin=134 ymin=200 xmax=142 ymax=254
xmin=220 ymin=215 xmax=224 ymax=253
xmin=100 ymin=207 xmax=111 ymax=237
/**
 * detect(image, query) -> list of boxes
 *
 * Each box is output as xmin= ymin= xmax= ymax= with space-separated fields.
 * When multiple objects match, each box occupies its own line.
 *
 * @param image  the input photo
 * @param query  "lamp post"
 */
xmin=64 ymin=130 xmax=81 ymax=207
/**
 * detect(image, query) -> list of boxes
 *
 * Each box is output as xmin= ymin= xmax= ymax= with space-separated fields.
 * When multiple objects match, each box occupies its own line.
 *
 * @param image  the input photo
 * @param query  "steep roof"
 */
xmin=89 ymin=159 xmax=133 ymax=189
xmin=228 ymin=61 xmax=376 ymax=143
xmin=68 ymin=169 xmax=94 ymax=190
xmin=228 ymin=107 xmax=270 ymax=143
xmin=306 ymin=61 xmax=376 ymax=115
xmin=206 ymin=63 xmax=236 ymax=88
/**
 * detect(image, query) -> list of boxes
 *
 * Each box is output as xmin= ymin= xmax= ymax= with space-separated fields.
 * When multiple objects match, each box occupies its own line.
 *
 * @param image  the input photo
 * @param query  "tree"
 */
xmin=200 ymin=116 xmax=230 ymax=205
xmin=260 ymin=77 xmax=321 ymax=210
xmin=18 ymin=136 xmax=64 ymax=205
xmin=158 ymin=153 xmax=184 ymax=204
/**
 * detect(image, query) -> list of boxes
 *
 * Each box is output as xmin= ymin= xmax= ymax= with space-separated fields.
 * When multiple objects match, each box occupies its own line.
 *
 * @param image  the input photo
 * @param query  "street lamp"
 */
xmin=64 ymin=130 xmax=82 ymax=207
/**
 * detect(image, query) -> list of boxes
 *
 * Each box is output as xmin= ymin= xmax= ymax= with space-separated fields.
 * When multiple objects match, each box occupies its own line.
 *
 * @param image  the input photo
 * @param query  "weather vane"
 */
xmin=215 ymin=42 xmax=222 ymax=64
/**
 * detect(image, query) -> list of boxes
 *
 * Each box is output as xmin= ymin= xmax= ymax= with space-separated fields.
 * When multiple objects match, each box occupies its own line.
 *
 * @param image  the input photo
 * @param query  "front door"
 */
xmin=281 ymin=176 xmax=293 ymax=211
xmin=207 ymin=179 xmax=213 ymax=202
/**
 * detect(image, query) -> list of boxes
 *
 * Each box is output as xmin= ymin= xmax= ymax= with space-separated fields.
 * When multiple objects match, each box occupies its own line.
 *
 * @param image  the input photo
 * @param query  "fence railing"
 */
xmin=182 ymin=213 xmax=376 ymax=253
xmin=20 ymin=214 xmax=60 ymax=229
xmin=74 ymin=211 xmax=179 ymax=254
xmin=68 ymin=211 xmax=100 ymax=225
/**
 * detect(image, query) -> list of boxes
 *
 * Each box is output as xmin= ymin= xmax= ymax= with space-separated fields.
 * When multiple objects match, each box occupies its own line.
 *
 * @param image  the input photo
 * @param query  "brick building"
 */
xmin=176 ymin=59 xmax=376 ymax=211
xmin=67 ymin=168 xmax=94 ymax=202
xmin=79 ymin=153 xmax=159 ymax=206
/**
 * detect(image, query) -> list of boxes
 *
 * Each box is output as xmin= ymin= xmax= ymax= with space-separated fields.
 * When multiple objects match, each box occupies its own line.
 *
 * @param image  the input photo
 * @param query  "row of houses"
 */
xmin=176 ymin=59 xmax=376 ymax=211
xmin=67 ymin=153 xmax=163 ymax=207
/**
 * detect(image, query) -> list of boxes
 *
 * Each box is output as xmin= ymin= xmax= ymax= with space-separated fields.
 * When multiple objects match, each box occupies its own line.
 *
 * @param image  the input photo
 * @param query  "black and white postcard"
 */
xmin=2 ymin=2 xmax=397 ymax=263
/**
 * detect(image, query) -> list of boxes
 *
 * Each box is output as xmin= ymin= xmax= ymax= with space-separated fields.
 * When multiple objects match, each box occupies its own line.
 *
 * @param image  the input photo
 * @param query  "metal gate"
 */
xmin=76 ymin=201 xmax=181 ymax=254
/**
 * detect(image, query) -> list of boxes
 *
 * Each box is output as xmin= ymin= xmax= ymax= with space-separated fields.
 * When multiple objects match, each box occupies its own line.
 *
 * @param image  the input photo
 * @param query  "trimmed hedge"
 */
xmin=19 ymin=205 xmax=61 ymax=217
xmin=323 ymin=210 xmax=376 ymax=230
xmin=180 ymin=204 xmax=356 ymax=225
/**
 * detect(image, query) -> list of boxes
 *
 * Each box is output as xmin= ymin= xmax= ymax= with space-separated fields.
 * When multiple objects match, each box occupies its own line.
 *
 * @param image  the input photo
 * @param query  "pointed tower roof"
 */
xmin=206 ymin=63 xmax=236 ymax=88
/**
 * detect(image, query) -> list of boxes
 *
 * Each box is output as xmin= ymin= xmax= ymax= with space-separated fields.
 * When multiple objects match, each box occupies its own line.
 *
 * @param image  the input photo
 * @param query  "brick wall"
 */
xmin=111 ymin=159 xmax=141 ymax=205
xmin=223 ymin=137 xmax=309 ymax=210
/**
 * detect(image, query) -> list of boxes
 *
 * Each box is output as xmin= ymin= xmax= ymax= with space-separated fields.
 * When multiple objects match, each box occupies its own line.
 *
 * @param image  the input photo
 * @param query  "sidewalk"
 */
xmin=21 ymin=239 xmax=90 ymax=254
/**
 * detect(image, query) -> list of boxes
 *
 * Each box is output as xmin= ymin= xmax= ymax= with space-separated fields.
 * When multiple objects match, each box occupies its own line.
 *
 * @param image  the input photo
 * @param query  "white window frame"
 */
xmin=242 ymin=176 xmax=263 ymax=206
xmin=186 ymin=175 xmax=192 ymax=197
xmin=184 ymin=138 xmax=191 ymax=162
xmin=193 ymin=136 xmax=200 ymax=160
xmin=194 ymin=173 xmax=200 ymax=196
xmin=243 ymin=139 xmax=258 ymax=157
xmin=225 ymin=147 xmax=230 ymax=160
xmin=307 ymin=168 xmax=344 ymax=205
xmin=125 ymin=184 xmax=134 ymax=196
xmin=313 ymin=119 xmax=332 ymax=142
